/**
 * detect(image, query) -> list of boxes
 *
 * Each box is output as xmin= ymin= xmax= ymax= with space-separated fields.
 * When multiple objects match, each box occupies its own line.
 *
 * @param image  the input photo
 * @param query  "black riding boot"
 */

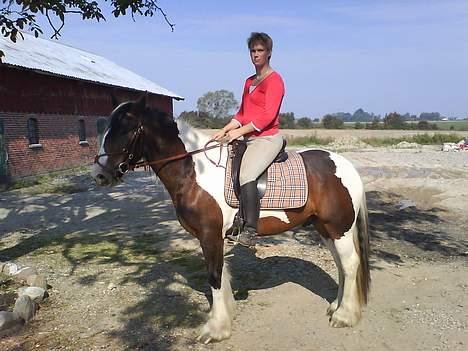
xmin=237 ymin=181 xmax=260 ymax=248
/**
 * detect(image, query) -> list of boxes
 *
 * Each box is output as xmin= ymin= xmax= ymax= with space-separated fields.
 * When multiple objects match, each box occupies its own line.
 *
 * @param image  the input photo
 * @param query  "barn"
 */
xmin=0 ymin=32 xmax=183 ymax=184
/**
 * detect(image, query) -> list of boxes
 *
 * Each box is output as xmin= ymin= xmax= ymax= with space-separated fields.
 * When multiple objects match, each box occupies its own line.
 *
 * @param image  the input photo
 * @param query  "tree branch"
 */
xmin=152 ymin=2 xmax=175 ymax=32
xmin=0 ymin=0 xmax=176 ymax=44
xmin=45 ymin=9 xmax=64 ymax=39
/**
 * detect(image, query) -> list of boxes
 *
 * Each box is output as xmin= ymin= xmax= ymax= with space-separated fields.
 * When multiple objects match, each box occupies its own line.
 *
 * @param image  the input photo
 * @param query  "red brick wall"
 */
xmin=0 ymin=66 xmax=176 ymax=181
xmin=1 ymin=112 xmax=101 ymax=178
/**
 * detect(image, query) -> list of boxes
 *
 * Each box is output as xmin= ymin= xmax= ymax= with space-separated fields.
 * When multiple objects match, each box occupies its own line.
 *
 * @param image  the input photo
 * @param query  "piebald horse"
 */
xmin=91 ymin=95 xmax=370 ymax=343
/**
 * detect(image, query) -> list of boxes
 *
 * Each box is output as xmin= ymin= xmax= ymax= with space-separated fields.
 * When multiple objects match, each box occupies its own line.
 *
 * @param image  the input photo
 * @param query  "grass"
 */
xmin=363 ymin=133 xmax=464 ymax=146
xmin=424 ymin=120 xmax=468 ymax=131
xmin=7 ymin=166 xmax=90 ymax=194
xmin=285 ymin=133 xmax=334 ymax=146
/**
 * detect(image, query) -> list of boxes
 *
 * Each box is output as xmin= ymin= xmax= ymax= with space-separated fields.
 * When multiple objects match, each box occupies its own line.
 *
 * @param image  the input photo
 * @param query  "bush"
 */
xmin=383 ymin=112 xmax=407 ymax=129
xmin=322 ymin=115 xmax=344 ymax=129
xmin=366 ymin=119 xmax=381 ymax=129
xmin=296 ymin=117 xmax=314 ymax=129
xmin=354 ymin=122 xmax=364 ymax=129
xmin=417 ymin=120 xmax=438 ymax=130
xmin=364 ymin=133 xmax=463 ymax=146
xmin=178 ymin=111 xmax=229 ymax=128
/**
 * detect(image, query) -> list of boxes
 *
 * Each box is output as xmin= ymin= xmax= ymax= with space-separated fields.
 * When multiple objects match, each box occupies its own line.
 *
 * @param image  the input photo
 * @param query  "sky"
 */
xmin=29 ymin=0 xmax=468 ymax=118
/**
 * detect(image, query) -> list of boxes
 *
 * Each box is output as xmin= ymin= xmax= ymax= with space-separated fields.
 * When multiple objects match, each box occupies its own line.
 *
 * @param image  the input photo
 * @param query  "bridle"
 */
xmin=94 ymin=123 xmax=226 ymax=178
xmin=94 ymin=123 xmax=145 ymax=177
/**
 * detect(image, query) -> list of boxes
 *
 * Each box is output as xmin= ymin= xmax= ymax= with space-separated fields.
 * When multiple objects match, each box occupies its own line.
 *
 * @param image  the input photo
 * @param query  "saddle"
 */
xmin=230 ymin=139 xmax=288 ymax=200
xmin=224 ymin=140 xmax=308 ymax=210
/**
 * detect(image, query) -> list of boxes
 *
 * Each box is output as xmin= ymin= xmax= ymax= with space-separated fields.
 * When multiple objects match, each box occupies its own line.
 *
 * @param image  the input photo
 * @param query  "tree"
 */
xmin=296 ymin=117 xmax=313 ymax=129
xmin=322 ymin=114 xmax=344 ymax=129
xmin=279 ymin=112 xmax=295 ymax=129
xmin=0 ymin=1 xmax=173 ymax=48
xmin=383 ymin=112 xmax=406 ymax=129
xmin=197 ymin=90 xmax=238 ymax=120
xmin=352 ymin=108 xmax=375 ymax=122
xmin=178 ymin=111 xmax=228 ymax=129
xmin=332 ymin=112 xmax=352 ymax=122
xmin=419 ymin=112 xmax=441 ymax=121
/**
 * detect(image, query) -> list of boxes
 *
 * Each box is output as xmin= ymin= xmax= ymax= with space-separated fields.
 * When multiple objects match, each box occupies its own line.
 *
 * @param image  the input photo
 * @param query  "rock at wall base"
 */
xmin=13 ymin=295 xmax=37 ymax=322
xmin=26 ymin=274 xmax=48 ymax=290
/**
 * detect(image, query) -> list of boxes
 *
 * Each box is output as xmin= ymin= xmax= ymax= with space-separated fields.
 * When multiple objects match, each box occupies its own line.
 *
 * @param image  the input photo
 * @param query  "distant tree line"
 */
xmin=178 ymin=90 xmax=457 ymax=130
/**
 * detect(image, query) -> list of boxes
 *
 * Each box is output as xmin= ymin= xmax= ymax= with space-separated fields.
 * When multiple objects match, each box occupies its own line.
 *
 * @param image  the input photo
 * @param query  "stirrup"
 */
xmin=236 ymin=228 xmax=257 ymax=248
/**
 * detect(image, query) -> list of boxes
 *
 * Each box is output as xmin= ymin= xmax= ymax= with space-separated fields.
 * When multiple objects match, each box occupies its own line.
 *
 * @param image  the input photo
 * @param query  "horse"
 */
xmin=91 ymin=95 xmax=370 ymax=343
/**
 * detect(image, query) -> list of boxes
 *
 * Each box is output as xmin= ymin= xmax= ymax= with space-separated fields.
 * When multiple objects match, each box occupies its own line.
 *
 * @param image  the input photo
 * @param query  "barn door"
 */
xmin=0 ymin=119 xmax=7 ymax=178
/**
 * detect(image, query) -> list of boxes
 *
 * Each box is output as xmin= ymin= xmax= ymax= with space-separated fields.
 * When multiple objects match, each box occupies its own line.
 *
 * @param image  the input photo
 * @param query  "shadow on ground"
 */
xmin=0 ymin=172 xmax=466 ymax=349
xmin=366 ymin=190 xmax=467 ymax=264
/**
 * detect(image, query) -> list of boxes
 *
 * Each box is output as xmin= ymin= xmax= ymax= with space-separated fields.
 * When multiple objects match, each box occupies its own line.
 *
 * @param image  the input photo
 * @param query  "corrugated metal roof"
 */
xmin=0 ymin=32 xmax=183 ymax=100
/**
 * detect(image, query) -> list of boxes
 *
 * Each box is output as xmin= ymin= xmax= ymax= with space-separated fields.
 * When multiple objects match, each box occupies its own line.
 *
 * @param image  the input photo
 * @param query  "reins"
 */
xmin=133 ymin=139 xmax=227 ymax=171
xmin=94 ymin=123 xmax=228 ymax=177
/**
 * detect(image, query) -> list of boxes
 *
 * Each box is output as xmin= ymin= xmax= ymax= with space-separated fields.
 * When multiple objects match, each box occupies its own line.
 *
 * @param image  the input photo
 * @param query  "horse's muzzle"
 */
xmin=94 ymin=173 xmax=110 ymax=186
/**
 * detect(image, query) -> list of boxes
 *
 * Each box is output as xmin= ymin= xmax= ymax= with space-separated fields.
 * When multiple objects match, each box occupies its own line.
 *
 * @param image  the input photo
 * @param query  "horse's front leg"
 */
xmin=197 ymin=236 xmax=235 ymax=344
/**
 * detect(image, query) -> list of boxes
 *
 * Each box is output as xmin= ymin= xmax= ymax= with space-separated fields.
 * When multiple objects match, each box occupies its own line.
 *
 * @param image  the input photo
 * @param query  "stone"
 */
xmin=0 ymin=311 xmax=24 ymax=333
xmin=13 ymin=266 xmax=37 ymax=282
xmin=107 ymin=283 xmax=117 ymax=290
xmin=0 ymin=261 xmax=7 ymax=273
xmin=18 ymin=287 xmax=47 ymax=303
xmin=13 ymin=295 xmax=37 ymax=322
xmin=26 ymin=274 xmax=48 ymax=290
xmin=3 ymin=262 xmax=19 ymax=275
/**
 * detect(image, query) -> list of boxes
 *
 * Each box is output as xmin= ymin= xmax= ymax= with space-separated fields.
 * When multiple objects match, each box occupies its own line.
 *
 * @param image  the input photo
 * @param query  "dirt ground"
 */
xmin=0 ymin=142 xmax=467 ymax=351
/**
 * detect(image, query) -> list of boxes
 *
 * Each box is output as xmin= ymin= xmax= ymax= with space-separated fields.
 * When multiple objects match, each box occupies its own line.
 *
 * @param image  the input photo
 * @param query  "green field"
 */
xmin=431 ymin=120 xmax=468 ymax=130
xmin=342 ymin=120 xmax=468 ymax=131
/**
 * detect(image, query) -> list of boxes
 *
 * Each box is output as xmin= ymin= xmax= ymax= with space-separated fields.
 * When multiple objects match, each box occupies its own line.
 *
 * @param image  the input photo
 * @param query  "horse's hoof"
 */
xmin=198 ymin=320 xmax=231 ymax=344
xmin=329 ymin=308 xmax=360 ymax=328
xmin=326 ymin=300 xmax=338 ymax=316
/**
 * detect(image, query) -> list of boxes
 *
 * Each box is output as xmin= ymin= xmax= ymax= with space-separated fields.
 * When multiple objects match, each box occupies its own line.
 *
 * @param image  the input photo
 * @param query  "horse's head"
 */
xmin=91 ymin=95 xmax=146 ymax=186
xmin=91 ymin=94 xmax=180 ymax=186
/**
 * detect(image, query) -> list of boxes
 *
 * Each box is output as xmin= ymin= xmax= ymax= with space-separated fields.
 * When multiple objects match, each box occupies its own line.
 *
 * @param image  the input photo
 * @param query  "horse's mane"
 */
xmin=111 ymin=100 xmax=180 ymax=136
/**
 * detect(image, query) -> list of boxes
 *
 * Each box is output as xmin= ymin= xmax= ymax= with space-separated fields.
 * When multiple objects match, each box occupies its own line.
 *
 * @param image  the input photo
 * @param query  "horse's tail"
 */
xmin=355 ymin=190 xmax=371 ymax=306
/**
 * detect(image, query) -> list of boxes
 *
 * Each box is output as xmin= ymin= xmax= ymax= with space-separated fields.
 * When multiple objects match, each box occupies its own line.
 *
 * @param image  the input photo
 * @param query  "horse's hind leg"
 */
xmin=197 ymin=239 xmax=235 ymax=343
xmin=321 ymin=237 xmax=343 ymax=316
xmin=328 ymin=224 xmax=362 ymax=327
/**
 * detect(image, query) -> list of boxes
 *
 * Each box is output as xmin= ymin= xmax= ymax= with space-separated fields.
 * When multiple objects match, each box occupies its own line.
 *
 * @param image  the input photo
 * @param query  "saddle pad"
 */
xmin=224 ymin=150 xmax=308 ymax=209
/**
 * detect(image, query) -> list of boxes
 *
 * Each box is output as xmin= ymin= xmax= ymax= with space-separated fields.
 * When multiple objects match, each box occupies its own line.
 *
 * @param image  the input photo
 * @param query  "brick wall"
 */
xmin=1 ymin=112 xmax=101 ymax=178
xmin=0 ymin=66 xmax=175 ymax=181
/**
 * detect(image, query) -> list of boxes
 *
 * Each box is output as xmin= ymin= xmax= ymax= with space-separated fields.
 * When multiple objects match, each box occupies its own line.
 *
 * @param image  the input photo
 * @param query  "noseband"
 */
xmin=94 ymin=124 xmax=144 ymax=177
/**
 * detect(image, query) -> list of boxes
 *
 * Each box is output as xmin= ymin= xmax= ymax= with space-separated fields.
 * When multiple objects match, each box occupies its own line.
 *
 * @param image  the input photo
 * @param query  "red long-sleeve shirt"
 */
xmin=232 ymin=71 xmax=285 ymax=137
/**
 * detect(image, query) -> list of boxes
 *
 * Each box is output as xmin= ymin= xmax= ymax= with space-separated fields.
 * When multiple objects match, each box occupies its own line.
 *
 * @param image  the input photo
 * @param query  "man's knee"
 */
xmin=239 ymin=174 xmax=255 ymax=186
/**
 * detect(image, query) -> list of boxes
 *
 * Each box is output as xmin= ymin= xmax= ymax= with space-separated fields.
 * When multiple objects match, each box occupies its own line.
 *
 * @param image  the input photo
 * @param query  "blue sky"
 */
xmin=36 ymin=0 xmax=468 ymax=118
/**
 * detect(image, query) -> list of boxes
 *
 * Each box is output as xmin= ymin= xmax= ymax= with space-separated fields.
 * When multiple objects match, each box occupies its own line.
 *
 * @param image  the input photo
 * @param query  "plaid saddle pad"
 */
xmin=224 ymin=150 xmax=308 ymax=209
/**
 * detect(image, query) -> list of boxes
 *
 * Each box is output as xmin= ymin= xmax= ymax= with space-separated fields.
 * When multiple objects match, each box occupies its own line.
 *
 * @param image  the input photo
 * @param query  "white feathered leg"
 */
xmin=322 ymin=237 xmax=344 ymax=316
xmin=198 ymin=262 xmax=235 ymax=343
xmin=329 ymin=225 xmax=362 ymax=327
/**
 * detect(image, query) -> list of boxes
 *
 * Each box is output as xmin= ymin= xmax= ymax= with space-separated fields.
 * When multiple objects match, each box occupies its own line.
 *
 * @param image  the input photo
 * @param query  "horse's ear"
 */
xmin=111 ymin=94 xmax=119 ymax=109
xmin=135 ymin=92 xmax=148 ymax=111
